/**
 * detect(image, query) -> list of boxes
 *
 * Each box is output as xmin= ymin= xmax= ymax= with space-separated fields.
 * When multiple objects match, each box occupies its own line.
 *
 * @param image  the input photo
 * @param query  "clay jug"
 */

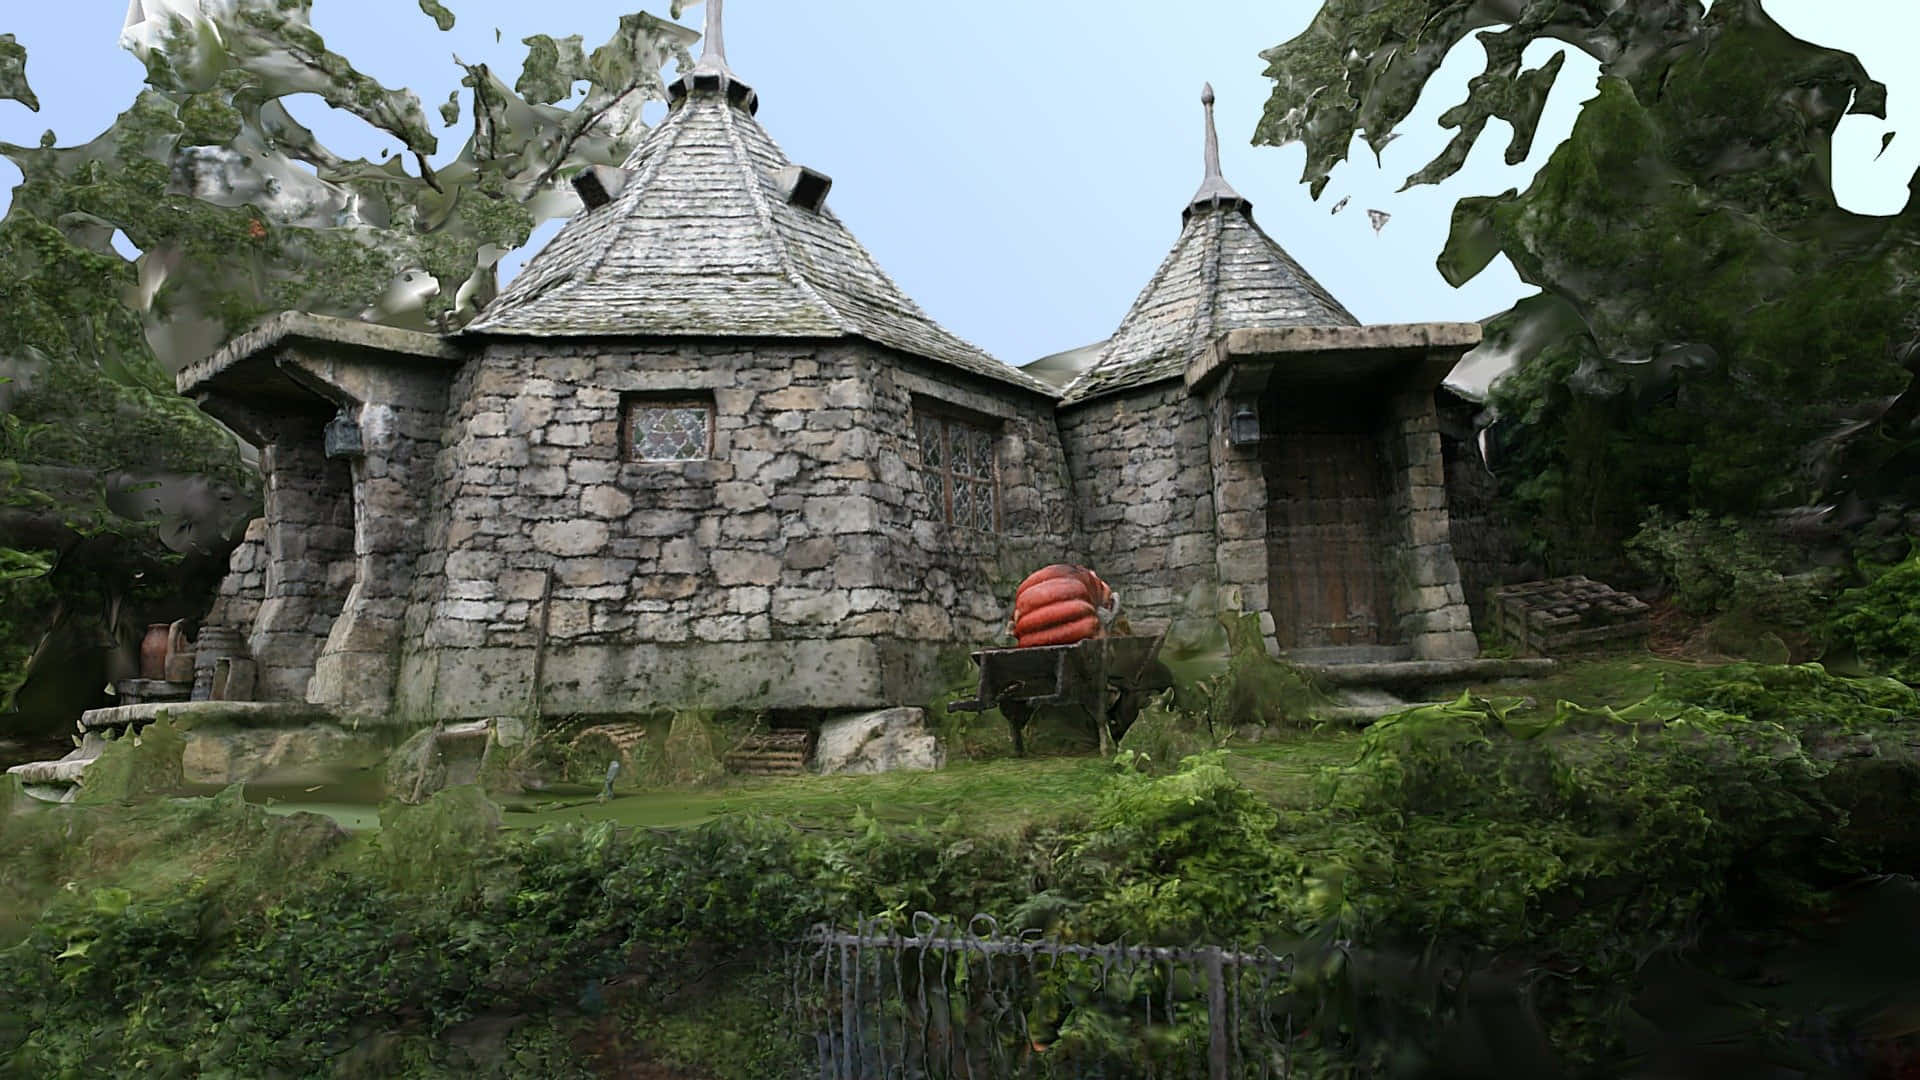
xmin=139 ymin=623 xmax=171 ymax=680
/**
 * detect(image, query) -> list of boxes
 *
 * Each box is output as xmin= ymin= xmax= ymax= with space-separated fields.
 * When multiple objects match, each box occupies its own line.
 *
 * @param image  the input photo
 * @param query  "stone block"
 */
xmin=712 ymin=551 xmax=782 ymax=587
xmin=547 ymin=600 xmax=593 ymax=637
xmin=814 ymin=707 xmax=943 ymax=776
xmin=568 ymin=460 xmax=619 ymax=485
xmin=627 ymin=510 xmax=697 ymax=537
xmin=726 ymin=586 xmax=772 ymax=614
xmin=533 ymin=519 xmax=610 ymax=557
xmin=773 ymin=588 xmax=853 ymax=626
xmin=1216 ymin=540 xmax=1267 ymax=585
xmin=804 ymin=495 xmax=877 ymax=533
xmin=555 ymin=558 xmax=634 ymax=588
xmin=761 ymin=386 xmax=826 ymax=410
xmin=542 ymin=424 xmax=590 ymax=447
xmin=638 ymin=574 xmax=700 ymax=601
xmin=658 ymin=537 xmax=707 ymax=574
xmin=580 ymin=485 xmax=633 ymax=519
xmin=717 ymin=481 xmax=770 ymax=511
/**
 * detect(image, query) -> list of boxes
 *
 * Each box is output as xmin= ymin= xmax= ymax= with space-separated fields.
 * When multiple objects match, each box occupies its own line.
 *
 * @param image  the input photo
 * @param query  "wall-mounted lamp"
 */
xmin=324 ymin=410 xmax=364 ymax=459
xmin=1227 ymin=400 xmax=1262 ymax=446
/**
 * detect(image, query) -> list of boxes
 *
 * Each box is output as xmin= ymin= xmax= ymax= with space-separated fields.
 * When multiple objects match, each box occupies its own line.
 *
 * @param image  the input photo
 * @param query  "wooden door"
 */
xmin=1261 ymin=415 xmax=1397 ymax=650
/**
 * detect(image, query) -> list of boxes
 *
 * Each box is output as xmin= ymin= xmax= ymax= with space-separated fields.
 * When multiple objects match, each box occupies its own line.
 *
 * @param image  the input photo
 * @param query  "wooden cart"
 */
xmin=948 ymin=634 xmax=1176 ymax=756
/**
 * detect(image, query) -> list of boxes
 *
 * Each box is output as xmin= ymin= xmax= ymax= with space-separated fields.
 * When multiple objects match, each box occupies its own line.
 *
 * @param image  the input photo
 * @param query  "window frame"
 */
xmin=619 ymin=393 xmax=715 ymax=463
xmin=914 ymin=407 xmax=1002 ymax=533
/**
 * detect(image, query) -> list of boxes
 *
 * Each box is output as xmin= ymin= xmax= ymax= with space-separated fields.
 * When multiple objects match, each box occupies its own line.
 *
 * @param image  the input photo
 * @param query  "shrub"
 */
xmin=1625 ymin=509 xmax=1831 ymax=626
xmin=1827 ymin=547 xmax=1920 ymax=684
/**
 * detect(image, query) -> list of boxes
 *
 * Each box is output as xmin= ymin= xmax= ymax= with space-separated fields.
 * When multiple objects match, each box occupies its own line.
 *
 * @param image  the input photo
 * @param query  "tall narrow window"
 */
xmin=915 ymin=411 xmax=999 ymax=532
xmin=622 ymin=395 xmax=712 ymax=462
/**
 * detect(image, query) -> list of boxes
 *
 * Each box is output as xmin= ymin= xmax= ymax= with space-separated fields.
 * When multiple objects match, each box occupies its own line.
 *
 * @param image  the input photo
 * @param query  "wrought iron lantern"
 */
xmin=1227 ymin=400 xmax=1261 ymax=446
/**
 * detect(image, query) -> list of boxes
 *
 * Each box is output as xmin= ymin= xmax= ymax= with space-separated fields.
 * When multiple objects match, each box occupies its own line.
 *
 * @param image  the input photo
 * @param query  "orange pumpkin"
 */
xmin=1010 ymin=564 xmax=1115 ymax=648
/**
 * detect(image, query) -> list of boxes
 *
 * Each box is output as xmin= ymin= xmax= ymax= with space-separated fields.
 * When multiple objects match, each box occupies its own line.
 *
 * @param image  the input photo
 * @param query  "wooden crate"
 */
xmin=1488 ymin=576 xmax=1651 ymax=658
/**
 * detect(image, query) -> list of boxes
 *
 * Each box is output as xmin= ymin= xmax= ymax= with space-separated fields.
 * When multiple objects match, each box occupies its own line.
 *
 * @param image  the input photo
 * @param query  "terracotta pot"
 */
xmin=139 ymin=623 xmax=171 ymax=681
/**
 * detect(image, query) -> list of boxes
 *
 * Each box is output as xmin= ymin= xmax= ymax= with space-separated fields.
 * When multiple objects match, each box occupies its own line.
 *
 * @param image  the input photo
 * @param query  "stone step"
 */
xmin=725 ymin=757 xmax=802 ymax=772
xmin=6 ymin=748 xmax=98 ymax=803
xmin=724 ymin=752 xmax=808 ymax=766
xmin=1314 ymin=702 xmax=1452 ymax=725
xmin=1314 ymin=696 xmax=1540 ymax=726
xmin=1298 ymin=657 xmax=1557 ymax=689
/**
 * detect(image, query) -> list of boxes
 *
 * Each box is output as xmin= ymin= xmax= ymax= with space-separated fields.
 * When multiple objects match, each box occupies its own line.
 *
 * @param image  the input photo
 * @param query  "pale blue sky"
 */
xmin=3 ymin=1 xmax=1914 ymax=391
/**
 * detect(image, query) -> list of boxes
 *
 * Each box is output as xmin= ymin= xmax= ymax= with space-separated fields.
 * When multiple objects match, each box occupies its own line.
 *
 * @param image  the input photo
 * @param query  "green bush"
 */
xmin=1626 ymin=509 xmax=1832 ymax=626
xmin=1827 ymin=547 xmax=1920 ymax=684
xmin=6 ymin=665 xmax=1920 ymax=1076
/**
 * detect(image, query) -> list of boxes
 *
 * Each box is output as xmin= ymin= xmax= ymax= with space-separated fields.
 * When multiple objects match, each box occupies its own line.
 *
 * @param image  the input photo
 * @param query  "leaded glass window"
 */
xmin=915 ymin=410 xmax=998 ymax=532
xmin=622 ymin=396 xmax=712 ymax=461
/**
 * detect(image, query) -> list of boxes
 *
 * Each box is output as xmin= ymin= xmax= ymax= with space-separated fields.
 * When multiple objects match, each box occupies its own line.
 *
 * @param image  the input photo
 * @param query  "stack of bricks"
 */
xmin=1487 ymin=576 xmax=1650 ymax=657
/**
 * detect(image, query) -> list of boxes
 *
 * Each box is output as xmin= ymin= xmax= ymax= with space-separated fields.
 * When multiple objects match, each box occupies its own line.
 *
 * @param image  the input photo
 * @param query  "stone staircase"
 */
xmin=723 ymin=728 xmax=813 ymax=777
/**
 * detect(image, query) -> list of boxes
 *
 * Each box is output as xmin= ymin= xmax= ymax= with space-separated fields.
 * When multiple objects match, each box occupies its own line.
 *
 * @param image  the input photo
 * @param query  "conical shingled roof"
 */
xmin=1061 ymin=86 xmax=1357 ymax=405
xmin=466 ymin=2 xmax=1054 ymax=397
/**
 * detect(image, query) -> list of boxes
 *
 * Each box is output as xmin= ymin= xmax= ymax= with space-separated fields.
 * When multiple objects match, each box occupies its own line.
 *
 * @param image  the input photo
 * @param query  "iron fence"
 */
xmin=788 ymin=912 xmax=1301 ymax=1079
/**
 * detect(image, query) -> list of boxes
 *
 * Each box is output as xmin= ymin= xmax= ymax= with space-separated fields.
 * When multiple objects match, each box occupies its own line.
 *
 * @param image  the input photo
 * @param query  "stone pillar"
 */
xmin=250 ymin=419 xmax=357 ymax=701
xmin=1203 ymin=384 xmax=1277 ymax=653
xmin=307 ymin=398 xmax=443 ymax=712
xmin=1380 ymin=385 xmax=1477 ymax=659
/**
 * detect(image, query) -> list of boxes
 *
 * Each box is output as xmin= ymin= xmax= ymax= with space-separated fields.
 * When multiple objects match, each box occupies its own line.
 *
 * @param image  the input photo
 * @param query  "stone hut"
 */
xmin=177 ymin=6 xmax=1487 ymax=723
xmin=1053 ymin=84 xmax=1480 ymax=663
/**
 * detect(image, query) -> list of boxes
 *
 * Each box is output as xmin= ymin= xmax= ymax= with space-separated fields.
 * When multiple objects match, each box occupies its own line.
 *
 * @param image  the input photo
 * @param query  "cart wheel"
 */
xmin=1108 ymin=689 xmax=1149 ymax=746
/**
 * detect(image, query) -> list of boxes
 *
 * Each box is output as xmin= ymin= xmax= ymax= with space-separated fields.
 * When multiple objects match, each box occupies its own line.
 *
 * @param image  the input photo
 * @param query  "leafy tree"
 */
xmin=0 ymin=1 xmax=696 ymax=732
xmin=1256 ymin=0 xmax=1919 ymax=569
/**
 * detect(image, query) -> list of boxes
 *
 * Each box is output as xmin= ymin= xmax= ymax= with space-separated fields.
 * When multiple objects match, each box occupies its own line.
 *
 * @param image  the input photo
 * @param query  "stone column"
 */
xmin=1203 ymin=383 xmax=1277 ymax=653
xmin=250 ymin=418 xmax=357 ymax=701
xmin=1380 ymin=384 xmax=1477 ymax=659
xmin=306 ymin=398 xmax=444 ymax=712
xmin=274 ymin=351 xmax=453 ymax=715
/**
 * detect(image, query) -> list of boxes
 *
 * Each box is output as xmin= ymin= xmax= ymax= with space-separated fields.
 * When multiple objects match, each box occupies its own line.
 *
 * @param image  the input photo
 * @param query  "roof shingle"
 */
xmin=1060 ymin=87 xmax=1359 ymax=406
xmin=466 ymin=67 xmax=1055 ymax=397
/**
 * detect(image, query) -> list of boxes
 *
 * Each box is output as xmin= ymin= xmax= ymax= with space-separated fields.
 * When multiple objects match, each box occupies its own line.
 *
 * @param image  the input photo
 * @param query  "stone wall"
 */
xmin=249 ymin=419 xmax=356 ymax=701
xmin=1057 ymin=382 xmax=1218 ymax=629
xmin=204 ymin=517 xmax=268 ymax=635
xmin=396 ymin=338 xmax=1078 ymax=719
xmin=1377 ymin=385 xmax=1478 ymax=659
xmin=873 ymin=356 xmax=1080 ymax=648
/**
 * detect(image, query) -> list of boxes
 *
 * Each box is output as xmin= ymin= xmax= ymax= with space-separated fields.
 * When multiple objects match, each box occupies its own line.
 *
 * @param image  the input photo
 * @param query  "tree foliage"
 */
xmin=0 ymin=2 xmax=696 ymax=729
xmin=1258 ymin=0 xmax=1919 ymax=567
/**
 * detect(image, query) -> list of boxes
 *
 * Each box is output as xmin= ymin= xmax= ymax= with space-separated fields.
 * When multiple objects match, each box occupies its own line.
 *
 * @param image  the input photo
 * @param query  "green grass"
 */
xmin=1465 ymin=653 xmax=1706 ymax=717
xmin=240 ymin=729 xmax=1365 ymax=836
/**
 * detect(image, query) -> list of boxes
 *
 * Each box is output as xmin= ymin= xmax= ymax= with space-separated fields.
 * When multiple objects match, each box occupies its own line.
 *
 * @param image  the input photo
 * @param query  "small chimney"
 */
xmin=573 ymin=165 xmax=632 ymax=210
xmin=778 ymin=165 xmax=832 ymax=212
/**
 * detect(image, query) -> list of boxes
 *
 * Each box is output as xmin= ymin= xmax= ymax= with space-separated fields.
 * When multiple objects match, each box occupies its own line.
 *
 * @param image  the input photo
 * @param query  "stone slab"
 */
xmin=5 ymin=748 xmax=97 ymax=785
xmin=180 ymin=311 xmax=462 ymax=396
xmin=1297 ymin=657 xmax=1558 ymax=688
xmin=814 ymin=707 xmax=943 ymax=776
xmin=79 ymin=701 xmax=362 ymax=734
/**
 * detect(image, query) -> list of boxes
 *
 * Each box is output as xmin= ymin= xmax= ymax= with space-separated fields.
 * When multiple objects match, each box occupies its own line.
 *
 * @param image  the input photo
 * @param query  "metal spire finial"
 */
xmin=1202 ymin=83 xmax=1222 ymax=180
xmin=1188 ymin=81 xmax=1247 ymax=219
xmin=671 ymin=0 xmax=757 ymax=112
xmin=694 ymin=0 xmax=731 ymax=74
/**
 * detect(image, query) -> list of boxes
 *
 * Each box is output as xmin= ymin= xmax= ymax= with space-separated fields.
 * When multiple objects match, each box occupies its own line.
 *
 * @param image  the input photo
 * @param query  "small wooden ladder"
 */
xmin=723 ymin=728 xmax=812 ymax=777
